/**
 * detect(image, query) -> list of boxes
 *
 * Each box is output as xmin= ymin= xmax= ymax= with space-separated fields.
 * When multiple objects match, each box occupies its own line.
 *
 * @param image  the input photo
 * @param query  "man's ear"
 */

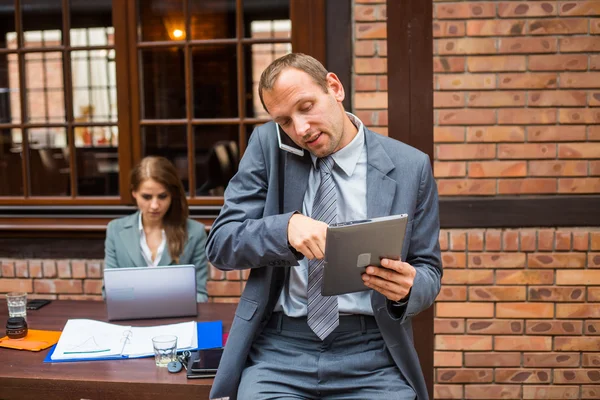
xmin=326 ymin=72 xmax=345 ymax=103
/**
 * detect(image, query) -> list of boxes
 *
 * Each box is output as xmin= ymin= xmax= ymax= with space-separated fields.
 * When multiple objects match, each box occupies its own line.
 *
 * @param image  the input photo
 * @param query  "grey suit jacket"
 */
xmin=104 ymin=211 xmax=209 ymax=302
xmin=207 ymin=122 xmax=442 ymax=400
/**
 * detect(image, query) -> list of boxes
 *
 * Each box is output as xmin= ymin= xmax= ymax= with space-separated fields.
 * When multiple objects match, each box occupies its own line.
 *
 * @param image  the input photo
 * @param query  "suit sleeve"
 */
xmin=191 ymin=223 xmax=209 ymax=302
xmin=206 ymin=130 xmax=300 ymax=271
xmin=104 ymin=220 xmax=119 ymax=270
xmin=386 ymin=157 xmax=442 ymax=322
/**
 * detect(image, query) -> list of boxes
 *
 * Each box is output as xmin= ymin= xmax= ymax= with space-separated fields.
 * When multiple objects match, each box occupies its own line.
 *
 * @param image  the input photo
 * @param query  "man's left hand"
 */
xmin=362 ymin=258 xmax=416 ymax=302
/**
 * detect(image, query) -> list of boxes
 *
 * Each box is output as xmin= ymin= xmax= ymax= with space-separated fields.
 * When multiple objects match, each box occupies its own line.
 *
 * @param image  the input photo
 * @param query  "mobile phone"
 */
xmin=276 ymin=123 xmax=304 ymax=157
xmin=26 ymin=299 xmax=52 ymax=310
xmin=187 ymin=348 xmax=224 ymax=375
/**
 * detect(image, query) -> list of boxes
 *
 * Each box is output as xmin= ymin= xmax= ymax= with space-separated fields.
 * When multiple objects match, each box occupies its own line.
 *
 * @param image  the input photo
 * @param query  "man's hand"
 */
xmin=362 ymin=258 xmax=416 ymax=302
xmin=287 ymin=213 xmax=329 ymax=260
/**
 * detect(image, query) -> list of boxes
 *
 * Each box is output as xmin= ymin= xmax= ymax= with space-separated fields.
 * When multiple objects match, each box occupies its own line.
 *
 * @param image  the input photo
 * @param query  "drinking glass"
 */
xmin=6 ymin=292 xmax=27 ymax=321
xmin=152 ymin=335 xmax=178 ymax=367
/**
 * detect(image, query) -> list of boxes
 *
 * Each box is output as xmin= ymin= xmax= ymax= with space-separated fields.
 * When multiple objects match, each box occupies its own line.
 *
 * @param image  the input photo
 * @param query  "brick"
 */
xmin=523 ymin=386 xmax=580 ymax=400
xmin=559 ymin=143 xmax=600 ymax=158
xmin=442 ymin=252 xmax=467 ymax=268
xmin=433 ymin=21 xmax=466 ymax=38
xmin=442 ymin=270 xmax=494 ymax=285
xmin=467 ymin=20 xmax=525 ymax=36
xmin=498 ymin=143 xmax=556 ymax=159
xmin=206 ymin=281 xmax=242 ymax=297
xmin=354 ymin=40 xmax=375 ymax=56
xmin=557 ymin=304 xmax=600 ymax=318
xmin=437 ymin=179 xmax=496 ymax=196
xmin=519 ymin=230 xmax=536 ymax=251
xmin=436 ymin=335 xmax=493 ymax=351
xmin=559 ymin=2 xmax=600 ymax=16
xmin=591 ymin=92 xmax=600 ymax=106
xmin=464 ymin=352 xmax=521 ymax=367
xmin=86 ymin=261 xmax=102 ymax=278
xmin=226 ymin=270 xmax=241 ymax=281
xmin=573 ymin=231 xmax=589 ymax=251
xmin=529 ymin=18 xmax=589 ymax=35
xmin=468 ymin=231 xmax=484 ymax=251
xmin=437 ymin=38 xmax=497 ymax=55
xmin=58 ymin=294 xmax=102 ymax=301
xmin=376 ymin=40 xmax=386 ymax=57
xmin=56 ymin=260 xmax=71 ymax=278
xmin=467 ymin=55 xmax=526 ymax=72
xmin=434 ymin=351 xmax=463 ymax=367
xmin=554 ymin=368 xmax=600 ymax=383
xmin=583 ymin=386 xmax=600 ymax=399
xmin=0 ymin=278 xmax=33 ymax=293
xmin=498 ymin=178 xmax=557 ymax=194
xmin=467 ymin=126 xmax=525 ymax=143
xmin=439 ymin=231 xmax=449 ymax=251
xmin=436 ymin=3 xmax=495 ymax=19
xmin=355 ymin=22 xmax=386 ymax=39
xmin=499 ymin=37 xmax=557 ymax=54
xmin=355 ymin=58 xmax=386 ymax=74
xmin=585 ymin=321 xmax=600 ymax=335
xmin=560 ymin=37 xmax=600 ymax=52
xmin=498 ymin=108 xmax=557 ymax=125
xmin=561 ymin=72 xmax=600 ymax=89
xmin=437 ymin=74 xmax=495 ymax=90
xmin=211 ymin=297 xmax=240 ymax=303
xmin=434 ymin=57 xmax=465 ymax=73
xmin=33 ymin=279 xmax=83 ymax=294
xmin=526 ymin=320 xmax=583 ymax=335
xmin=377 ymin=76 xmax=387 ymax=91
xmin=495 ymin=336 xmax=552 ymax=351
xmin=437 ymin=144 xmax=496 ymax=160
xmin=503 ymin=230 xmax=519 ymax=251
xmin=434 ymin=127 xmax=465 ymax=143
xmin=594 ymin=55 xmax=600 ymax=70
xmin=485 ymin=230 xmax=501 ymax=251
xmin=528 ymin=252 xmax=586 ymax=268
xmin=209 ymin=264 xmax=225 ymax=280
xmin=437 ymin=368 xmax=493 ymax=383
xmin=434 ymin=92 xmax=465 ymax=108
xmin=500 ymin=73 xmax=558 ymax=90
xmin=593 ymin=232 xmax=600 ymax=250
xmin=434 ymin=162 xmax=466 ymax=178
xmin=449 ymin=231 xmax=466 ymax=251
xmin=71 ymin=260 xmax=86 ymax=278
xmin=538 ymin=229 xmax=555 ymax=250
xmin=469 ymin=252 xmax=525 ymax=268
xmin=464 ymin=385 xmax=522 ymax=400
xmin=1 ymin=260 xmax=14 ymax=277
xmin=558 ymin=270 xmax=600 ymax=285
xmin=434 ymin=384 xmax=463 ymax=400
xmin=529 ymin=55 xmax=588 ymax=71
xmin=527 ymin=125 xmax=587 ymax=142
xmin=437 ymin=286 xmax=467 ymax=301
xmin=28 ymin=260 xmax=42 ymax=278
xmin=467 ymin=91 xmax=526 ymax=107
xmin=496 ymin=368 xmax=551 ymax=384
xmin=354 ymin=92 xmax=387 ymax=109
xmin=469 ymin=286 xmax=526 ymax=301
xmin=496 ymin=270 xmax=554 ymax=285
xmin=467 ymin=319 xmax=523 ymax=335
xmin=498 ymin=2 xmax=556 ymax=17
xmin=529 ymin=161 xmax=588 ymax=177
xmin=524 ymin=352 xmax=580 ymax=368
xmin=583 ymin=353 xmax=600 ymax=367
xmin=354 ymin=75 xmax=377 ymax=91
xmin=437 ymin=302 xmax=494 ymax=318
xmin=593 ymin=126 xmax=600 ymax=141
xmin=559 ymin=178 xmax=600 ymax=194
xmin=556 ymin=231 xmax=571 ymax=250
xmin=530 ymin=90 xmax=587 ymax=107
xmin=14 ymin=261 xmax=28 ymax=278
xmin=435 ymin=318 xmax=465 ymax=334
xmin=529 ymin=286 xmax=585 ymax=302
xmin=497 ymin=302 xmax=554 ymax=318
xmin=83 ymin=279 xmax=103 ymax=294
xmin=591 ymin=253 xmax=600 ymax=268
xmin=355 ymin=5 xmax=380 ymax=21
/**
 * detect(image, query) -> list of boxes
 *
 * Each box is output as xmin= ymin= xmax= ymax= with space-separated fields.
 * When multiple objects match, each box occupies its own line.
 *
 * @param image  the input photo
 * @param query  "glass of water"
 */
xmin=152 ymin=335 xmax=178 ymax=367
xmin=6 ymin=292 xmax=27 ymax=321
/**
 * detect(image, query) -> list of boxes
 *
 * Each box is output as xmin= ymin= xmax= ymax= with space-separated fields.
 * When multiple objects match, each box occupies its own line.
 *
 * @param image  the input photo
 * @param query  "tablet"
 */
xmin=322 ymin=214 xmax=408 ymax=296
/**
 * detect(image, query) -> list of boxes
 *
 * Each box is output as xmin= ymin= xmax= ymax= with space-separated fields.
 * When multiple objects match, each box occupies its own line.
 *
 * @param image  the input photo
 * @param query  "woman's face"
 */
xmin=132 ymin=178 xmax=172 ymax=223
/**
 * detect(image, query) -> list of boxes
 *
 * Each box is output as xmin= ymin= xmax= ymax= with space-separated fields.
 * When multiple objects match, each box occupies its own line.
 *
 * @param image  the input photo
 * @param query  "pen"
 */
xmin=63 ymin=349 xmax=110 ymax=354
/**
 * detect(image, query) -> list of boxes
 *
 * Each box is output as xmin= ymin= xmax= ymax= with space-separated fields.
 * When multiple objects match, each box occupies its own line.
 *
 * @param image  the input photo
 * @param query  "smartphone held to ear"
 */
xmin=276 ymin=123 xmax=304 ymax=157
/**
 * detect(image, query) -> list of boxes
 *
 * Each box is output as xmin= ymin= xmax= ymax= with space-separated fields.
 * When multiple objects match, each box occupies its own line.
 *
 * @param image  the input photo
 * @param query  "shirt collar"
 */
xmin=310 ymin=112 xmax=365 ymax=177
xmin=138 ymin=211 xmax=144 ymax=232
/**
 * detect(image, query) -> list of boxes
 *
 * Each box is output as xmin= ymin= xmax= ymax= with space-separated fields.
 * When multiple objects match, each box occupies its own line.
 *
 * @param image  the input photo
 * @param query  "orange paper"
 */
xmin=0 ymin=329 xmax=62 ymax=351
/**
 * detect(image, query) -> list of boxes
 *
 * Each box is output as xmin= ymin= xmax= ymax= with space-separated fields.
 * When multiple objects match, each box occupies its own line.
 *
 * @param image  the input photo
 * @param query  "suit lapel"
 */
xmin=119 ymin=212 xmax=146 ymax=267
xmin=283 ymin=151 xmax=312 ymax=213
xmin=158 ymin=243 xmax=172 ymax=266
xmin=365 ymin=129 xmax=397 ymax=219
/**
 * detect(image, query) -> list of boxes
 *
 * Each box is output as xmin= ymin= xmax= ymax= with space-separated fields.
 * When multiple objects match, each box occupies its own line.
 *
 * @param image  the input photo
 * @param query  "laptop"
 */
xmin=104 ymin=264 xmax=198 ymax=321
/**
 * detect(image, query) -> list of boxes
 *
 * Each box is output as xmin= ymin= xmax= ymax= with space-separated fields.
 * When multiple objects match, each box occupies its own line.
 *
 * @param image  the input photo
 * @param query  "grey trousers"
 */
xmin=237 ymin=312 xmax=417 ymax=400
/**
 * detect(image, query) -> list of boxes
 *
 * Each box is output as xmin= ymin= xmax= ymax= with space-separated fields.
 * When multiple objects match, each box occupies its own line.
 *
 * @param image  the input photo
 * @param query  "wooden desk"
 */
xmin=0 ymin=300 xmax=236 ymax=400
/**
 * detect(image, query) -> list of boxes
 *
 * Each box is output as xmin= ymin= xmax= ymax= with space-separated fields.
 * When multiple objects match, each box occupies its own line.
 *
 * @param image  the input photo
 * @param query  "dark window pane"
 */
xmin=139 ymin=0 xmax=184 ymax=42
xmin=243 ymin=0 xmax=290 ymax=38
xmin=195 ymin=125 xmax=238 ymax=197
xmin=75 ymin=126 xmax=119 ymax=196
xmin=21 ymin=0 xmax=63 ymax=47
xmin=190 ymin=0 xmax=235 ymax=40
xmin=71 ymin=50 xmax=118 ymax=123
xmin=192 ymin=45 xmax=238 ymax=118
xmin=28 ymin=128 xmax=70 ymax=196
xmin=140 ymin=48 xmax=186 ymax=119
xmin=142 ymin=125 xmax=189 ymax=193
xmin=0 ymin=0 xmax=17 ymax=49
xmin=70 ymin=0 xmax=113 ymax=44
xmin=0 ymin=53 xmax=21 ymax=123
xmin=25 ymin=52 xmax=65 ymax=123
xmin=0 ymin=128 xmax=23 ymax=196
xmin=244 ymin=42 xmax=291 ymax=119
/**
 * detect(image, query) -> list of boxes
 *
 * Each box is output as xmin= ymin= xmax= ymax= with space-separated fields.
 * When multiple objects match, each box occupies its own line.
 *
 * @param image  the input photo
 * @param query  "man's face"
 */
xmin=263 ymin=68 xmax=348 ymax=158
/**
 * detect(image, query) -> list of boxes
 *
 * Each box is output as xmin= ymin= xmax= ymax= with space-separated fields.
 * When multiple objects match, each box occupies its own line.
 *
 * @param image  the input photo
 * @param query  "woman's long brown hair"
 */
xmin=130 ymin=156 xmax=188 ymax=263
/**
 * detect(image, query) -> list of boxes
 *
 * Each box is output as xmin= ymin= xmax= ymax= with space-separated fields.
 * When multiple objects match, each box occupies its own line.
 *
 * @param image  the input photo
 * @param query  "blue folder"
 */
xmin=44 ymin=320 xmax=223 ymax=363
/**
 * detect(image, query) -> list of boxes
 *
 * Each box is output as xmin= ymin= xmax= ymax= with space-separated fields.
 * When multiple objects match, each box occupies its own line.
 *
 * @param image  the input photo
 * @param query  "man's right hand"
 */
xmin=287 ymin=213 xmax=328 ymax=260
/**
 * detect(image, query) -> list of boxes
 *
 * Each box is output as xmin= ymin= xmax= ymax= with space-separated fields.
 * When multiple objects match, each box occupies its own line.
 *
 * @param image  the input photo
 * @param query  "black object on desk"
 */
xmin=27 ymin=299 xmax=51 ymax=310
xmin=186 ymin=348 xmax=223 ymax=379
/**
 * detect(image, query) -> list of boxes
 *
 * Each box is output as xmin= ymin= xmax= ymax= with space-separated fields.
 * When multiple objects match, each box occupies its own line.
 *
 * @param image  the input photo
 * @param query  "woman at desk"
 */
xmin=104 ymin=156 xmax=208 ymax=302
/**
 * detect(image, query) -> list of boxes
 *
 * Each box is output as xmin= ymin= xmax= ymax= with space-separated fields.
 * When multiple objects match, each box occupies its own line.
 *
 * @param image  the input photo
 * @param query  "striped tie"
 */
xmin=307 ymin=156 xmax=339 ymax=340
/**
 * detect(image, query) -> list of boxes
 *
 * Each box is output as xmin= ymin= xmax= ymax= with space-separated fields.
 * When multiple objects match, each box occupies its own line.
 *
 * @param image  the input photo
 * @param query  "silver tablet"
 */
xmin=322 ymin=214 xmax=408 ymax=296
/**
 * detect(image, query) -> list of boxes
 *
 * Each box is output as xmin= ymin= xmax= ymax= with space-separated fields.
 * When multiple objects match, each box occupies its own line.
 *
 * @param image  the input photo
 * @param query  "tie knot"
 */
xmin=318 ymin=156 xmax=335 ymax=175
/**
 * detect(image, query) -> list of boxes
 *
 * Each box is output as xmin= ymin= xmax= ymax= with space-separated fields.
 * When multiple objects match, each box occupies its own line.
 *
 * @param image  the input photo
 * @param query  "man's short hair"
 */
xmin=258 ymin=53 xmax=329 ymax=113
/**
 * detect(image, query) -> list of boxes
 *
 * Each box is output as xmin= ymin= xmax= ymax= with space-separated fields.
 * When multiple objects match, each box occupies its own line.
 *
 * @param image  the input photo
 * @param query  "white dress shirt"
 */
xmin=138 ymin=212 xmax=166 ymax=267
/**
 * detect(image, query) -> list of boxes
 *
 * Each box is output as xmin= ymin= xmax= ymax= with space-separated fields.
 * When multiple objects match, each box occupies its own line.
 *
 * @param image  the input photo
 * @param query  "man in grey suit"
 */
xmin=207 ymin=53 xmax=442 ymax=400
